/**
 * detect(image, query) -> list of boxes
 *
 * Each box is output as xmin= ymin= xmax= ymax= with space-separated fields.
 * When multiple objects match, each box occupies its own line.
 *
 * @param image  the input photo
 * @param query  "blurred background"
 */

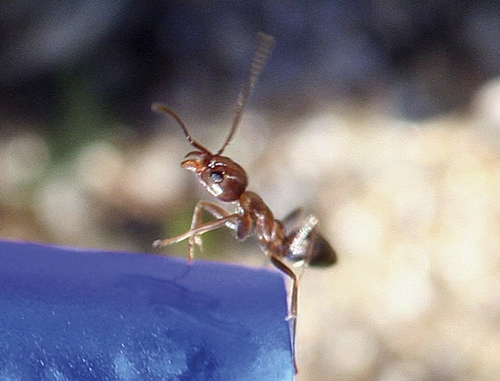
xmin=1 ymin=1 xmax=500 ymax=380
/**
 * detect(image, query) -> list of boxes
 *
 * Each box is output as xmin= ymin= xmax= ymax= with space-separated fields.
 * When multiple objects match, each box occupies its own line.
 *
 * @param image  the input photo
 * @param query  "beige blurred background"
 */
xmin=1 ymin=2 xmax=500 ymax=380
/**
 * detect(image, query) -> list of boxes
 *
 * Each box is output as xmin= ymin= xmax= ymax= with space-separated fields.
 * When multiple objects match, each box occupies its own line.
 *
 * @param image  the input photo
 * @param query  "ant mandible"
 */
xmin=152 ymin=33 xmax=337 ymax=371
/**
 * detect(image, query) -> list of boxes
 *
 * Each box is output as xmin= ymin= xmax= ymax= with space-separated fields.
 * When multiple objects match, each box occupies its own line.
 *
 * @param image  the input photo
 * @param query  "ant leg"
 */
xmin=153 ymin=214 xmax=239 ymax=255
xmin=269 ymin=255 xmax=298 ymax=372
xmin=269 ymin=256 xmax=298 ymax=319
xmin=282 ymin=208 xmax=304 ymax=232
xmin=287 ymin=215 xmax=319 ymax=279
xmin=187 ymin=201 xmax=235 ymax=262
xmin=295 ymin=228 xmax=318 ymax=280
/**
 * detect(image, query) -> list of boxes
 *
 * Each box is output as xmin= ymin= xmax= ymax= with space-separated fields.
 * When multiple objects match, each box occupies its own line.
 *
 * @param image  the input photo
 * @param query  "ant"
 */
xmin=152 ymin=33 xmax=337 ymax=372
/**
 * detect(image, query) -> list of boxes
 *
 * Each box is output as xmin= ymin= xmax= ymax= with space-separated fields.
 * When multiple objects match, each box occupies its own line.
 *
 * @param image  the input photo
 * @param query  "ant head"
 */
xmin=152 ymin=104 xmax=248 ymax=202
xmin=182 ymin=152 xmax=248 ymax=202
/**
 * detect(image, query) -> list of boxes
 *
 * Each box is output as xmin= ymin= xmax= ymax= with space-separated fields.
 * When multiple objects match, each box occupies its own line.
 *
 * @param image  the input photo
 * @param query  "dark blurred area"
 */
xmin=1 ymin=0 xmax=499 ymax=129
xmin=2 ymin=2 xmax=500 ymax=380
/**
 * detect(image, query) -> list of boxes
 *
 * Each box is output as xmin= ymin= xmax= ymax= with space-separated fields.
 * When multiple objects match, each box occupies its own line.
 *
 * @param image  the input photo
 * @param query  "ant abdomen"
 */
xmin=283 ymin=209 xmax=337 ymax=267
xmin=307 ymin=234 xmax=337 ymax=266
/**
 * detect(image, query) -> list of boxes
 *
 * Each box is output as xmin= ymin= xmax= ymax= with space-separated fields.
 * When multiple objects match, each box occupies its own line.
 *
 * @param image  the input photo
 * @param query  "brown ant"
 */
xmin=152 ymin=33 xmax=337 ymax=371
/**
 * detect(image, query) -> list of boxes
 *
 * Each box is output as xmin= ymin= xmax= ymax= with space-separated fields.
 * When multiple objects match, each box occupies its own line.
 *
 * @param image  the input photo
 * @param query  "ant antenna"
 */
xmin=152 ymin=103 xmax=210 ymax=154
xmin=216 ymin=33 xmax=275 ymax=155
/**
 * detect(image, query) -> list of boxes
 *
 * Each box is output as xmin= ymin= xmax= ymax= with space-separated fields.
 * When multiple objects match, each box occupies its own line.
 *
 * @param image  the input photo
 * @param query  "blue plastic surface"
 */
xmin=0 ymin=240 xmax=294 ymax=380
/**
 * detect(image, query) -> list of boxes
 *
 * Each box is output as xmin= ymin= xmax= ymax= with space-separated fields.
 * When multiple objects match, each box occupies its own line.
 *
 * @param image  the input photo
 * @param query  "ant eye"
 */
xmin=210 ymin=171 xmax=224 ymax=183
